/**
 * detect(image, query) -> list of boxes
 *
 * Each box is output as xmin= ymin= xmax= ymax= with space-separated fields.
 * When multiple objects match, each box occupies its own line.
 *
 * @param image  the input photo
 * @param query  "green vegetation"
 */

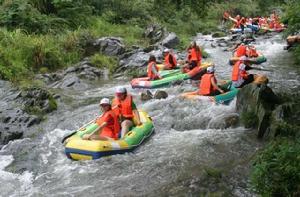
xmin=250 ymin=93 xmax=300 ymax=196
xmin=90 ymin=53 xmax=118 ymax=74
xmin=0 ymin=0 xmax=291 ymax=82
xmin=251 ymin=138 xmax=300 ymax=196
xmin=282 ymin=0 xmax=300 ymax=64
xmin=241 ymin=110 xmax=258 ymax=128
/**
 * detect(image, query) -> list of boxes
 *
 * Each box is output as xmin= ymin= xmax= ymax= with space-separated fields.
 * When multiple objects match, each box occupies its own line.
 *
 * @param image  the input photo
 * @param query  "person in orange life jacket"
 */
xmin=246 ymin=45 xmax=258 ymax=57
xmin=198 ymin=66 xmax=225 ymax=96
xmin=147 ymin=55 xmax=162 ymax=80
xmin=233 ymin=43 xmax=247 ymax=57
xmin=82 ymin=98 xmax=120 ymax=141
xmin=270 ymin=10 xmax=279 ymax=23
xmin=231 ymin=56 xmax=255 ymax=88
xmin=233 ymin=15 xmax=241 ymax=28
xmin=112 ymin=86 xmax=142 ymax=138
xmin=183 ymin=41 xmax=202 ymax=72
xmin=163 ymin=48 xmax=177 ymax=70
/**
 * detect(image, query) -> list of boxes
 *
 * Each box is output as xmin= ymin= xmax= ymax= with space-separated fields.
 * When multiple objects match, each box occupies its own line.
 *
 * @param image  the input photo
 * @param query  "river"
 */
xmin=0 ymin=33 xmax=299 ymax=196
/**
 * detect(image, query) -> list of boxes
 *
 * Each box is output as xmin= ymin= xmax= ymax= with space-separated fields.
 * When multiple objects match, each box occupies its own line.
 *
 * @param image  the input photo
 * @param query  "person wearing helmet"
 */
xmin=82 ymin=98 xmax=120 ymax=141
xmin=246 ymin=44 xmax=259 ymax=57
xmin=163 ymin=48 xmax=177 ymax=70
xmin=231 ymin=56 xmax=254 ymax=88
xmin=198 ymin=66 xmax=225 ymax=96
xmin=147 ymin=55 xmax=162 ymax=80
xmin=112 ymin=87 xmax=142 ymax=138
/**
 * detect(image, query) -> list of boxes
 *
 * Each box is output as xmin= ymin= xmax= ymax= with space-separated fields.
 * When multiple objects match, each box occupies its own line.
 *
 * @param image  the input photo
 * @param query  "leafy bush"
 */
xmin=90 ymin=53 xmax=118 ymax=74
xmin=0 ymin=0 xmax=93 ymax=33
xmin=241 ymin=110 xmax=258 ymax=128
xmin=251 ymin=138 xmax=300 ymax=196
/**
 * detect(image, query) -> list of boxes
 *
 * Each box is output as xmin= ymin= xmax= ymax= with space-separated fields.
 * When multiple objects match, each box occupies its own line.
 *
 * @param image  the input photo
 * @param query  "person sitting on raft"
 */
xmin=232 ymin=56 xmax=254 ymax=88
xmin=246 ymin=44 xmax=259 ymax=58
xmin=83 ymin=98 xmax=120 ymax=141
xmin=163 ymin=48 xmax=177 ymax=70
xmin=112 ymin=86 xmax=142 ymax=138
xmin=233 ymin=43 xmax=247 ymax=57
xmin=199 ymin=66 xmax=225 ymax=96
xmin=147 ymin=55 xmax=162 ymax=80
xmin=183 ymin=41 xmax=202 ymax=73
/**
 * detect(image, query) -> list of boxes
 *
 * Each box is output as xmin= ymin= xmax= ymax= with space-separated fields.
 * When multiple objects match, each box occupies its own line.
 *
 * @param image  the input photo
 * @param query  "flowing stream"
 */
xmin=0 ymin=34 xmax=299 ymax=196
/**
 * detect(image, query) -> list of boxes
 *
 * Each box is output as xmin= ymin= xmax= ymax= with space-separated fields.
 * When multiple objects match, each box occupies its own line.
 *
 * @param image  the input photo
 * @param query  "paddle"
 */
xmin=61 ymin=118 xmax=96 ymax=144
xmin=247 ymin=66 xmax=272 ymax=72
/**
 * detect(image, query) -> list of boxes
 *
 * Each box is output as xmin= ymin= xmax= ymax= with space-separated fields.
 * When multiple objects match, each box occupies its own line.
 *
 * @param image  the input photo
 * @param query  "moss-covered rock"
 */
xmin=212 ymin=31 xmax=226 ymax=38
xmin=236 ymin=83 xmax=280 ymax=138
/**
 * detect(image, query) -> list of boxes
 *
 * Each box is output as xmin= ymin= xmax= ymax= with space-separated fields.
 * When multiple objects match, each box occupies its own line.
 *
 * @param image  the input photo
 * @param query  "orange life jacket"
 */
xmin=269 ymin=20 xmax=275 ymax=29
xmin=147 ymin=61 xmax=159 ymax=80
xmin=190 ymin=48 xmax=202 ymax=62
xmin=199 ymin=73 xmax=217 ymax=95
xmin=96 ymin=110 xmax=120 ymax=139
xmin=112 ymin=94 xmax=134 ymax=119
xmin=164 ymin=53 xmax=177 ymax=69
xmin=247 ymin=48 xmax=258 ymax=57
xmin=232 ymin=61 xmax=248 ymax=81
xmin=187 ymin=49 xmax=192 ymax=63
xmin=235 ymin=45 xmax=247 ymax=57
xmin=234 ymin=18 xmax=245 ymax=28
xmin=234 ymin=16 xmax=241 ymax=28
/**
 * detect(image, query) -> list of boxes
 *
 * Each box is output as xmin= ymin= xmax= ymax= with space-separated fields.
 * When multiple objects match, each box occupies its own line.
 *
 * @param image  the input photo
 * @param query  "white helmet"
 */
xmin=100 ymin=98 xmax=110 ymax=105
xmin=115 ymin=86 xmax=127 ymax=94
xmin=207 ymin=66 xmax=215 ymax=73
xmin=163 ymin=48 xmax=170 ymax=53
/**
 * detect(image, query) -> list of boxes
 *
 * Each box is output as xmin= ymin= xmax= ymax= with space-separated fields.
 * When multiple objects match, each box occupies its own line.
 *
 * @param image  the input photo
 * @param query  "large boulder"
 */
xmin=161 ymin=32 xmax=180 ymax=48
xmin=38 ymin=61 xmax=104 ymax=89
xmin=0 ymin=108 xmax=41 ymax=145
xmin=144 ymin=24 xmax=167 ymax=44
xmin=236 ymin=84 xmax=280 ymax=138
xmin=17 ymin=87 xmax=58 ymax=114
xmin=93 ymin=37 xmax=125 ymax=56
xmin=0 ymin=84 xmax=53 ymax=145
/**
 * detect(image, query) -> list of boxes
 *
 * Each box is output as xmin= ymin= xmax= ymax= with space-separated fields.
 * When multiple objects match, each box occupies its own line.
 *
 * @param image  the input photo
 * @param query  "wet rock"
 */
xmin=141 ymin=90 xmax=153 ymax=101
xmin=0 ymin=108 xmax=41 ymax=145
xmin=40 ymin=61 xmax=104 ymax=89
xmin=211 ymin=43 xmax=217 ymax=48
xmin=117 ymin=49 xmax=164 ymax=74
xmin=212 ymin=31 xmax=226 ymax=38
xmin=285 ymin=35 xmax=300 ymax=50
xmin=118 ymin=51 xmax=149 ymax=71
xmin=236 ymin=84 xmax=280 ymax=138
xmin=93 ymin=37 xmax=125 ymax=56
xmin=154 ymin=90 xmax=168 ymax=99
xmin=17 ymin=87 xmax=58 ymax=114
xmin=218 ymin=43 xmax=228 ymax=47
xmin=144 ymin=24 xmax=167 ymax=44
xmin=60 ymin=74 xmax=81 ymax=88
xmin=161 ymin=32 xmax=180 ymax=48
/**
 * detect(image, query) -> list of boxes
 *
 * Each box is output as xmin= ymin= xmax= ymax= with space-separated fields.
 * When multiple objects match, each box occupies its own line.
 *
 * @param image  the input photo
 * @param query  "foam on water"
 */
xmin=0 ymin=140 xmax=35 ymax=197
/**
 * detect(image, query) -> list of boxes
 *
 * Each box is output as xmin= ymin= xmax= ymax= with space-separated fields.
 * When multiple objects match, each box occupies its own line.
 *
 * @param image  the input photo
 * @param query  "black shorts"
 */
xmin=239 ymin=74 xmax=254 ymax=88
xmin=188 ymin=61 xmax=198 ymax=70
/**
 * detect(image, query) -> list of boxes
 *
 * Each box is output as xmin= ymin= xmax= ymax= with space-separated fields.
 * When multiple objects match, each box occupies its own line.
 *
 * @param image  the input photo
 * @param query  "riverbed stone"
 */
xmin=144 ymin=24 xmax=167 ymax=44
xmin=154 ymin=90 xmax=168 ymax=99
xmin=161 ymin=32 xmax=180 ymax=48
xmin=93 ymin=37 xmax=125 ymax=56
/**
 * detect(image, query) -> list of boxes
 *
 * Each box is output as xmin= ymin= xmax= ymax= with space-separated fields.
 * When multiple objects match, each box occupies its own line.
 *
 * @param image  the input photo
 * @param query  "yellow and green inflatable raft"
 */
xmin=64 ymin=110 xmax=154 ymax=160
